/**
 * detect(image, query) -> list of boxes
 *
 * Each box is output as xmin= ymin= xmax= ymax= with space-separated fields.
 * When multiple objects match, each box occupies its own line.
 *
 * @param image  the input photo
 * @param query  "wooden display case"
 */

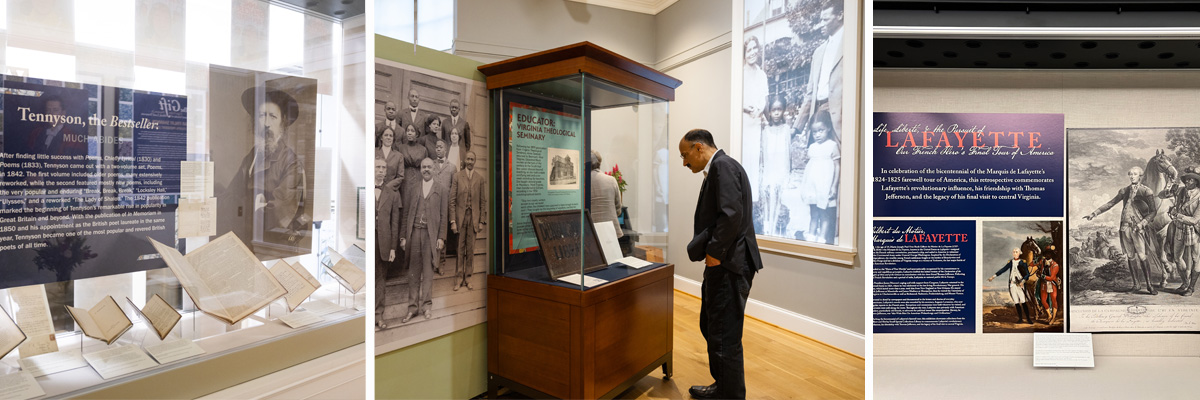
xmin=487 ymin=264 xmax=674 ymax=399
xmin=480 ymin=42 xmax=681 ymax=399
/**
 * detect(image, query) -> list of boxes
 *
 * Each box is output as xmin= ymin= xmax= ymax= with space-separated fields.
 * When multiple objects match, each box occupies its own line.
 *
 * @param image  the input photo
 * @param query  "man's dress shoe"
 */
xmin=689 ymin=384 xmax=721 ymax=399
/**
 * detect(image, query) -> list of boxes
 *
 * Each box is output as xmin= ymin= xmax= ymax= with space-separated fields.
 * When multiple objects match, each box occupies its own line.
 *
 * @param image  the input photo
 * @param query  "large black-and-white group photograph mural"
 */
xmin=741 ymin=0 xmax=853 ymax=249
xmin=373 ymin=58 xmax=489 ymax=353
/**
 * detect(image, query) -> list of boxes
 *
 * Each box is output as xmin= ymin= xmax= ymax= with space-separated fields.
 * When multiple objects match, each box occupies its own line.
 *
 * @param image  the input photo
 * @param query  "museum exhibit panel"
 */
xmin=479 ymin=41 xmax=681 ymax=400
xmin=873 ymin=1 xmax=1200 ymax=397
xmin=0 ymin=0 xmax=367 ymax=398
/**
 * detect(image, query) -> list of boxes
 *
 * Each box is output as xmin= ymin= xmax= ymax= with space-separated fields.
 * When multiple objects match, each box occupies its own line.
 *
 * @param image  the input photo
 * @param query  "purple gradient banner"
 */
xmin=873 ymin=112 xmax=1065 ymax=218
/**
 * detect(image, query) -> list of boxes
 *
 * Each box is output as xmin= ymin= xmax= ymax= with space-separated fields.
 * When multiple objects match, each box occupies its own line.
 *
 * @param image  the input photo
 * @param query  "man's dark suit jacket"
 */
xmin=376 ymin=187 xmax=401 ymax=261
xmin=687 ymin=149 xmax=764 ymax=275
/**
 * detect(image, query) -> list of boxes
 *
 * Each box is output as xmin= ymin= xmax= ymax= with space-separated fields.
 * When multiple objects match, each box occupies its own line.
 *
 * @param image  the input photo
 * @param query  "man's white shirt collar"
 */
xmin=702 ymin=149 xmax=720 ymax=177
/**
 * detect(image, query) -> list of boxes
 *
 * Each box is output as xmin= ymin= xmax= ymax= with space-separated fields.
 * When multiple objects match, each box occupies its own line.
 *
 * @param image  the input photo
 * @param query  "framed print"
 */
xmin=529 ymin=210 xmax=608 ymax=280
xmin=733 ymin=0 xmax=861 ymax=264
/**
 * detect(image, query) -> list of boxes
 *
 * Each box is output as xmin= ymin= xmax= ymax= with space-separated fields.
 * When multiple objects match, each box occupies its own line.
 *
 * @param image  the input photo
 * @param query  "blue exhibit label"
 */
xmin=873 ymin=112 xmax=1065 ymax=217
xmin=874 ymin=220 xmax=976 ymax=333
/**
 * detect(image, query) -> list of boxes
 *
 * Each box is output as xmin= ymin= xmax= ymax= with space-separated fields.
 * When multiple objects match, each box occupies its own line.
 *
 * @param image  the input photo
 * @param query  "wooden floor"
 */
xmin=492 ymin=290 xmax=865 ymax=399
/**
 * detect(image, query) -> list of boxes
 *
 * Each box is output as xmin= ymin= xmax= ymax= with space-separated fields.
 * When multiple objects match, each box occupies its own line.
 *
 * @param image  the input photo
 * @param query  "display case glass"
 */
xmin=0 ymin=0 xmax=366 ymax=397
xmin=490 ymin=71 xmax=672 ymax=289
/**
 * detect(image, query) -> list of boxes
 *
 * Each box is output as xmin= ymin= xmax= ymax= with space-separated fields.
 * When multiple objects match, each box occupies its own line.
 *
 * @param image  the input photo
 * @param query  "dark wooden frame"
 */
xmin=530 ymin=209 xmax=608 ymax=280
xmin=478 ymin=42 xmax=682 ymax=101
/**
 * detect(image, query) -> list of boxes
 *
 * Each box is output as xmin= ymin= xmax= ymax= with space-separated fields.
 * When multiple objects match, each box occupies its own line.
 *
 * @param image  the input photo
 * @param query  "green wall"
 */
xmin=373 ymin=35 xmax=490 ymax=400
xmin=375 ymin=323 xmax=488 ymax=399
xmin=375 ymin=35 xmax=486 ymax=81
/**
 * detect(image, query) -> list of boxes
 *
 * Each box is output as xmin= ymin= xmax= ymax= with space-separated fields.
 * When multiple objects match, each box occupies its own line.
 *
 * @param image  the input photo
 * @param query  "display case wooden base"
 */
xmin=487 ymin=264 xmax=674 ymax=400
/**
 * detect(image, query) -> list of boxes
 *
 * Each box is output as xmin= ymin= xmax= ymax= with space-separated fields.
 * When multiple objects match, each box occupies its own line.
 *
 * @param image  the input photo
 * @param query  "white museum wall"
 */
xmin=455 ymin=0 xmax=657 ymax=65
xmin=875 ymin=68 xmax=1200 ymax=356
xmin=340 ymin=15 xmax=368 ymax=252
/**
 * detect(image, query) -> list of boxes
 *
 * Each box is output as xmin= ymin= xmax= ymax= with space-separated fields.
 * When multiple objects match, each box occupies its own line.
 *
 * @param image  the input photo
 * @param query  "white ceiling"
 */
xmin=566 ymin=0 xmax=680 ymax=15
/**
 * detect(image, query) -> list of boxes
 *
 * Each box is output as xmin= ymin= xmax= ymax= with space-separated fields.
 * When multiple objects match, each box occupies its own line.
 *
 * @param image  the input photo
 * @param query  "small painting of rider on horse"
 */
xmin=981 ymin=220 xmax=1064 ymax=333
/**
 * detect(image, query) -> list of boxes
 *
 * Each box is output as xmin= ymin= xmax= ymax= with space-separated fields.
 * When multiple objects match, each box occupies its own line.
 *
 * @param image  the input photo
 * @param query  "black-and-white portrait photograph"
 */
xmin=374 ymin=59 xmax=489 ymax=353
xmin=1069 ymin=127 xmax=1200 ymax=332
xmin=547 ymin=147 xmax=579 ymax=189
xmin=210 ymin=66 xmax=317 ymax=262
xmin=742 ymin=0 xmax=845 ymax=246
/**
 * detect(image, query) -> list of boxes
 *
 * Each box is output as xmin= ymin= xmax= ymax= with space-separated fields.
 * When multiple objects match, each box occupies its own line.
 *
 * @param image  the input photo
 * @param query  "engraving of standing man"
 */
xmin=1084 ymin=166 xmax=1160 ymax=295
xmin=1166 ymin=168 xmax=1200 ymax=295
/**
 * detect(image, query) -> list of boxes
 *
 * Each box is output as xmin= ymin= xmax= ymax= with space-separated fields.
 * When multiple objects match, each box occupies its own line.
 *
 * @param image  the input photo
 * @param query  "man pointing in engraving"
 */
xmin=1084 ymin=166 xmax=1159 ymax=295
xmin=680 ymin=129 xmax=762 ymax=400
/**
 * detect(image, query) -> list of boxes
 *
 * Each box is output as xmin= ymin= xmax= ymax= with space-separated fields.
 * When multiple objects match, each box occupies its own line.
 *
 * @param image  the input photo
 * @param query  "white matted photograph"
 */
xmin=547 ymin=147 xmax=580 ymax=190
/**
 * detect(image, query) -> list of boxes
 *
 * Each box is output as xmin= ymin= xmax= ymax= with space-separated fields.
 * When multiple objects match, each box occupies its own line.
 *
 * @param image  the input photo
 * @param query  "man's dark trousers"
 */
xmin=700 ymin=265 xmax=755 ymax=399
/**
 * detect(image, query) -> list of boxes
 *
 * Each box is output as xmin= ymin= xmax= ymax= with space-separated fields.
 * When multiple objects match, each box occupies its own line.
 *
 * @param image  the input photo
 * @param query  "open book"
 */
xmin=269 ymin=260 xmax=321 ymax=312
xmin=0 ymin=304 xmax=27 ymax=359
xmin=127 ymin=294 xmax=182 ymax=341
xmin=148 ymin=232 xmax=287 ymax=325
xmin=325 ymin=247 xmax=365 ymax=293
xmin=65 ymin=296 xmax=133 ymax=345
xmin=327 ymin=259 xmax=366 ymax=293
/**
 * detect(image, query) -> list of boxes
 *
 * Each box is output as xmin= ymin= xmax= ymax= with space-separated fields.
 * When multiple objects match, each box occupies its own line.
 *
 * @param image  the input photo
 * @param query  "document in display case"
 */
xmin=148 ymin=232 xmax=287 ymax=325
xmin=269 ymin=260 xmax=320 ymax=311
xmin=65 ymin=296 xmax=133 ymax=345
xmin=327 ymin=259 xmax=366 ymax=293
xmin=0 ymin=305 xmax=26 ymax=359
xmin=127 ymin=294 xmax=182 ymax=341
xmin=10 ymin=285 xmax=57 ymax=358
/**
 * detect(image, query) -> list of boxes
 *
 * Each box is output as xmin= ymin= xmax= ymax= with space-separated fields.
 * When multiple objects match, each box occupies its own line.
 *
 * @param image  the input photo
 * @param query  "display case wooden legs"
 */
xmin=487 ymin=264 xmax=674 ymax=399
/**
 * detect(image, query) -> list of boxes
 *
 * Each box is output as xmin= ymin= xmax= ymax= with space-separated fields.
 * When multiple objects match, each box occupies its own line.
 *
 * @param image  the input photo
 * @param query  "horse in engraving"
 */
xmin=1141 ymin=149 xmax=1178 ymax=286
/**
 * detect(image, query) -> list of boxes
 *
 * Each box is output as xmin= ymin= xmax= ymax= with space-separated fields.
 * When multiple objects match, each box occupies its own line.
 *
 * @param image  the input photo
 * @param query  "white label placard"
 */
xmin=556 ymin=273 xmax=608 ymax=288
xmin=300 ymin=299 xmax=344 ymax=316
xmin=0 ymin=372 xmax=44 ymax=400
xmin=144 ymin=338 xmax=206 ymax=364
xmin=16 ymin=349 xmax=88 ymax=377
xmin=83 ymin=345 xmax=159 ymax=380
xmin=614 ymin=256 xmax=654 ymax=269
xmin=278 ymin=310 xmax=324 ymax=329
xmin=1033 ymin=333 xmax=1095 ymax=368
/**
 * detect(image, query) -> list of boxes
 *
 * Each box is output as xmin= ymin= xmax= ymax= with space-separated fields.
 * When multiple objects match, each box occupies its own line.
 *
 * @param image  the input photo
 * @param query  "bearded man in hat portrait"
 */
xmin=237 ymin=87 xmax=310 ymax=251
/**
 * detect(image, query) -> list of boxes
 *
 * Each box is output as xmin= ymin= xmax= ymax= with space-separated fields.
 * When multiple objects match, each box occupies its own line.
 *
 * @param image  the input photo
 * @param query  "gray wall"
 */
xmin=456 ymin=0 xmax=657 ymax=65
xmin=456 ymin=0 xmax=865 ymax=336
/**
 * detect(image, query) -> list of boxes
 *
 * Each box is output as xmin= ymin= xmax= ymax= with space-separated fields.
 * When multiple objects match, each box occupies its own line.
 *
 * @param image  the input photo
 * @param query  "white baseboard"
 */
xmin=674 ymin=275 xmax=865 ymax=357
